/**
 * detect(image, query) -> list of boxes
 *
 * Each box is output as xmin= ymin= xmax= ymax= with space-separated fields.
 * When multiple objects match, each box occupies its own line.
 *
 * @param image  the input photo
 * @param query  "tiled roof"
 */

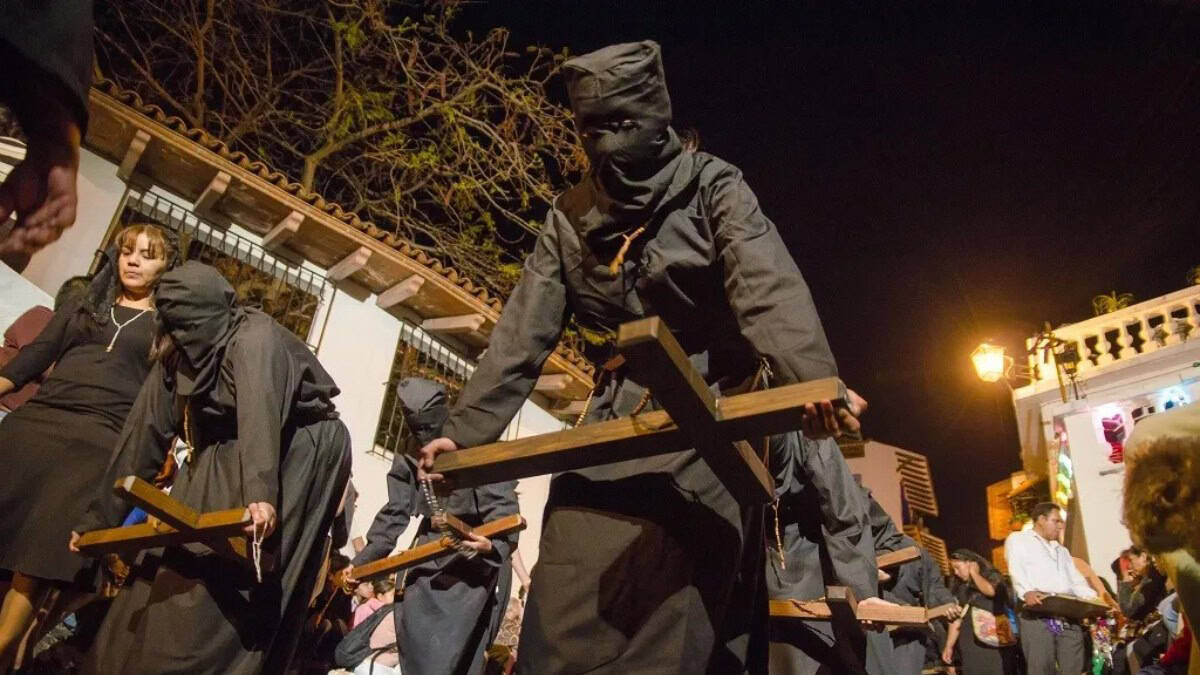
xmin=93 ymin=79 xmax=594 ymax=376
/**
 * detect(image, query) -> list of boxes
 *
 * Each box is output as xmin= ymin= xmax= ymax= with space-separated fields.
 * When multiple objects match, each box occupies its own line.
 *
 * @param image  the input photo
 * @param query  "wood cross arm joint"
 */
xmin=353 ymin=514 xmax=526 ymax=582
xmin=772 ymin=589 xmax=958 ymax=627
xmin=432 ymin=316 xmax=847 ymax=505
xmin=75 ymin=476 xmax=272 ymax=570
xmin=876 ymin=546 xmax=921 ymax=569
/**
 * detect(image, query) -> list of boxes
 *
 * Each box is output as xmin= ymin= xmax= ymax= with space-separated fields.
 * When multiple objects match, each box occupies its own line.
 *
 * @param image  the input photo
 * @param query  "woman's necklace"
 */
xmin=107 ymin=304 xmax=150 ymax=353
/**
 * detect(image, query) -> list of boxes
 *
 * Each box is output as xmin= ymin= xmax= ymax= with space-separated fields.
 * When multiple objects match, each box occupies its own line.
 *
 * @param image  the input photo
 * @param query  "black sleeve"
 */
xmin=232 ymin=329 xmax=291 ymax=508
xmin=351 ymin=454 xmax=419 ymax=567
xmin=0 ymin=305 xmax=73 ymax=388
xmin=0 ymin=1 xmax=93 ymax=131
xmin=800 ymin=435 xmax=878 ymax=601
xmin=710 ymin=170 xmax=838 ymax=384
xmin=442 ymin=216 xmax=570 ymax=448
xmin=470 ymin=480 xmax=520 ymax=568
xmin=75 ymin=363 xmax=179 ymax=532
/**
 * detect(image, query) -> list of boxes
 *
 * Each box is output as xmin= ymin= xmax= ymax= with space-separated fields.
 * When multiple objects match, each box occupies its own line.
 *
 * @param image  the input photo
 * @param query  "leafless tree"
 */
xmin=96 ymin=0 xmax=583 ymax=293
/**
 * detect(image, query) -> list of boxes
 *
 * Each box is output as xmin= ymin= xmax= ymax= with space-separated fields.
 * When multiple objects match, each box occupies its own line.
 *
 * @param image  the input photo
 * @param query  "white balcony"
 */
xmin=1015 ymin=285 xmax=1200 ymax=399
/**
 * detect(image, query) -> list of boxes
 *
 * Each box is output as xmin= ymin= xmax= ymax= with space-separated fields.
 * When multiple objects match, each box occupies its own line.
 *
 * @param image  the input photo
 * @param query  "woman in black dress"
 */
xmin=943 ymin=549 xmax=1020 ymax=674
xmin=0 ymin=223 xmax=173 ymax=669
xmin=72 ymin=261 xmax=352 ymax=675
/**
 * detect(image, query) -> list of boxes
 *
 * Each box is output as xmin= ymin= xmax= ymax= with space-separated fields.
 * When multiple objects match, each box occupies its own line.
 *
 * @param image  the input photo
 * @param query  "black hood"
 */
xmin=396 ymin=377 xmax=450 ymax=450
xmin=155 ymin=261 xmax=243 ymax=396
xmin=564 ymin=41 xmax=686 ymax=247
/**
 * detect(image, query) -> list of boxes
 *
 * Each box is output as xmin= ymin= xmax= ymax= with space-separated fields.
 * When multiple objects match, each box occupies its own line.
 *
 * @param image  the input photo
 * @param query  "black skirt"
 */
xmin=0 ymin=402 xmax=117 ymax=585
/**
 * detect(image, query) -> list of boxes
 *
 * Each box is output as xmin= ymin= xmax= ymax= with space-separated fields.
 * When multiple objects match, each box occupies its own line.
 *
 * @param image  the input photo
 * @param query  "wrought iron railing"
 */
xmin=371 ymin=320 xmax=475 ymax=460
xmin=115 ymin=188 xmax=331 ymax=349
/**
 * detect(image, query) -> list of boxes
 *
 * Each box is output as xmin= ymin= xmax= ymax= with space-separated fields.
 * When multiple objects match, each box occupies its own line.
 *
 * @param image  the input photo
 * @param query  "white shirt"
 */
xmin=1004 ymin=529 xmax=1097 ymax=601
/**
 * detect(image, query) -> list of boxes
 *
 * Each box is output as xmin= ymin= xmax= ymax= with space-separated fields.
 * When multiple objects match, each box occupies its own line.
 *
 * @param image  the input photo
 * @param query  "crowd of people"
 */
xmin=2 ymin=2 xmax=1198 ymax=673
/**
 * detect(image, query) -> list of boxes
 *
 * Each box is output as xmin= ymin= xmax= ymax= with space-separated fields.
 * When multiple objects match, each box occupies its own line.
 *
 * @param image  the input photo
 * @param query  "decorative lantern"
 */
xmin=971 ymin=342 xmax=1009 ymax=383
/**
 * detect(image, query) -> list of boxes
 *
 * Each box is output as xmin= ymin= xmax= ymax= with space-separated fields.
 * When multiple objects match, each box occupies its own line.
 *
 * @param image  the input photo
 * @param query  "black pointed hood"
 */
xmin=155 ymin=261 xmax=243 ymax=395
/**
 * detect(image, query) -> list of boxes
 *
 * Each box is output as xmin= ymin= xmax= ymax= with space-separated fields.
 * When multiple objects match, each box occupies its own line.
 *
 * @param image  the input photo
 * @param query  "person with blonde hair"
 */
xmin=0 ymin=223 xmax=175 ymax=670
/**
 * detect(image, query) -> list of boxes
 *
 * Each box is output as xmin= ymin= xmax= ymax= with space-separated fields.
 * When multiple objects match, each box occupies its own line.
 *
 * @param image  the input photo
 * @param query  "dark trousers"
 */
xmin=1018 ymin=615 xmax=1086 ymax=675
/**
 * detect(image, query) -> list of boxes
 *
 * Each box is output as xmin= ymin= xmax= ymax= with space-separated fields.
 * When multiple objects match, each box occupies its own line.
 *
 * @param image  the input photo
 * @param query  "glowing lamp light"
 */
xmin=971 ymin=342 xmax=1009 ymax=382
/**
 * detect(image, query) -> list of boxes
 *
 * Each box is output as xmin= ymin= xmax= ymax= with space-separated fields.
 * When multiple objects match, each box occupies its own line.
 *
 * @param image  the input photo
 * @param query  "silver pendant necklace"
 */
xmin=107 ymin=305 xmax=150 ymax=353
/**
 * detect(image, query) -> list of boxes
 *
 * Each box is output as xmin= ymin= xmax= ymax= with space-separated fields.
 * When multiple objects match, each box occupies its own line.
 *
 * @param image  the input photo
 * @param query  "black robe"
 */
xmin=866 ymin=495 xmax=956 ymax=675
xmin=75 ymin=283 xmax=351 ymax=674
xmin=765 ymin=434 xmax=897 ymax=675
xmin=441 ymin=149 xmax=841 ymax=674
xmin=352 ymin=450 xmax=517 ymax=673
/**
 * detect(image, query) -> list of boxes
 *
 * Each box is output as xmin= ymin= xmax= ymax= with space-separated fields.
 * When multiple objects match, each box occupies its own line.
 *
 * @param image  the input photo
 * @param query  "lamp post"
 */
xmin=971 ymin=326 xmax=1081 ymax=403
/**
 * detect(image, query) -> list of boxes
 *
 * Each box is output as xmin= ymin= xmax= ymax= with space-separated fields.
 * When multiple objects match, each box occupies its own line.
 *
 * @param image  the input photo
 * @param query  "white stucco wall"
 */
xmin=845 ymin=440 xmax=904 ymax=526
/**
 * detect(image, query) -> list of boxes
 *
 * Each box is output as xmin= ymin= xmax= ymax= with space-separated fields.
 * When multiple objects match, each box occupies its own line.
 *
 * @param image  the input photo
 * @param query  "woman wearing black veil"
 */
xmin=942 ymin=549 xmax=1020 ymax=674
xmin=72 ymin=261 xmax=352 ymax=674
xmin=0 ymin=223 xmax=174 ymax=670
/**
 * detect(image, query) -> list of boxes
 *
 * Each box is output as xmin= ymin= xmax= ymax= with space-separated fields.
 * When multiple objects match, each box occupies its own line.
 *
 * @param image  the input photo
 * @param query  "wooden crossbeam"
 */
xmin=376 ymin=275 xmax=425 ymax=309
xmin=327 ymin=246 xmax=371 ymax=281
xmin=263 ymin=211 xmax=303 ymax=251
xmin=1026 ymin=594 xmax=1110 ymax=621
xmin=195 ymin=171 xmax=231 ymax=215
xmin=353 ymin=514 xmax=526 ymax=582
xmin=770 ymin=587 xmax=958 ymax=627
xmin=617 ymin=317 xmax=773 ymax=502
xmin=117 ymin=129 xmax=151 ymax=181
xmin=876 ymin=546 xmax=921 ymax=569
xmin=431 ymin=512 xmax=475 ymax=540
xmin=75 ymin=477 xmax=265 ymax=568
xmin=77 ymin=507 xmax=249 ymax=556
xmin=421 ymin=313 xmax=486 ymax=336
xmin=433 ymin=377 xmax=845 ymax=489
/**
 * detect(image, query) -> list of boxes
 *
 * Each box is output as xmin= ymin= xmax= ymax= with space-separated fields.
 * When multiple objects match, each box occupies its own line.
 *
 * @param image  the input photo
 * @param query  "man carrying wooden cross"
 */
xmin=346 ymin=377 xmax=519 ymax=674
xmin=70 ymin=262 xmax=352 ymax=675
xmin=418 ymin=40 xmax=881 ymax=674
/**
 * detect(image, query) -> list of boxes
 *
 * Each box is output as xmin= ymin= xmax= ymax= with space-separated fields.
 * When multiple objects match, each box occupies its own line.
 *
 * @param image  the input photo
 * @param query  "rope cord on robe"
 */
xmin=607 ymin=225 xmax=648 ymax=277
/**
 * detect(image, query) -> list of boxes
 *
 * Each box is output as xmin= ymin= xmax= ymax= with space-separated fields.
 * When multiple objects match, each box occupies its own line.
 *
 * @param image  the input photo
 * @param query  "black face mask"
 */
xmin=155 ymin=261 xmax=242 ymax=396
xmin=565 ymin=41 xmax=688 ymax=246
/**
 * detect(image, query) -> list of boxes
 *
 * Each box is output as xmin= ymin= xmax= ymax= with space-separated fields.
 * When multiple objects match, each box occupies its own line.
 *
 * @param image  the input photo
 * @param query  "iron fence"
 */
xmin=371 ymin=321 xmax=475 ymax=460
xmin=115 ymin=188 xmax=331 ymax=349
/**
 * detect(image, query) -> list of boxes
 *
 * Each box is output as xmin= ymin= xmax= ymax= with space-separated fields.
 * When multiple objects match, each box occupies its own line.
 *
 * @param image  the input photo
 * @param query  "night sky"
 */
xmin=462 ymin=1 xmax=1200 ymax=555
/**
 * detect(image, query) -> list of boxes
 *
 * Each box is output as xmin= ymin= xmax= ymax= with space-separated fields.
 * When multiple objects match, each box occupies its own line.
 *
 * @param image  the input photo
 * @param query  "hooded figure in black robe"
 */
xmin=765 ymin=434 xmax=899 ymax=675
xmin=73 ymin=261 xmax=352 ymax=675
xmin=420 ymin=41 xmax=856 ymax=674
xmin=350 ymin=377 xmax=517 ymax=673
xmin=864 ymin=491 xmax=958 ymax=675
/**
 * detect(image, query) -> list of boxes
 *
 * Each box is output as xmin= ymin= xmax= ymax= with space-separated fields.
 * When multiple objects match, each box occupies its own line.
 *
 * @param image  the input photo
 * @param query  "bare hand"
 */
xmin=460 ymin=532 xmax=494 ymax=555
xmin=967 ymin=561 xmax=980 ymax=577
xmin=342 ymin=563 xmax=357 ymax=587
xmin=0 ymin=124 xmax=81 ymax=257
xmin=245 ymin=502 xmax=278 ymax=538
xmin=800 ymin=389 xmax=867 ymax=439
xmin=68 ymin=530 xmax=81 ymax=553
xmin=417 ymin=437 xmax=458 ymax=481
xmin=877 ymin=569 xmax=892 ymax=582
xmin=857 ymin=596 xmax=899 ymax=631
xmin=946 ymin=603 xmax=965 ymax=621
xmin=1024 ymin=591 xmax=1046 ymax=607
xmin=941 ymin=645 xmax=954 ymax=665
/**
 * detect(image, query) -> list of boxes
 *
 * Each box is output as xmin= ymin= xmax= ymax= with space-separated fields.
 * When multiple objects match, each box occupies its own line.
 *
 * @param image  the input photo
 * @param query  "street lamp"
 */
xmin=971 ymin=342 xmax=1010 ymax=382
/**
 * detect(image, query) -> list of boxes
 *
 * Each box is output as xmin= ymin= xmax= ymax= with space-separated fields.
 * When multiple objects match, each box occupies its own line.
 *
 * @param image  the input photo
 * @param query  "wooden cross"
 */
xmin=769 ymin=586 xmax=959 ymax=627
xmin=876 ymin=546 xmax=920 ymax=570
xmin=351 ymin=514 xmax=527 ymax=582
xmin=76 ymin=476 xmax=267 ymax=569
xmin=433 ymin=316 xmax=849 ymax=504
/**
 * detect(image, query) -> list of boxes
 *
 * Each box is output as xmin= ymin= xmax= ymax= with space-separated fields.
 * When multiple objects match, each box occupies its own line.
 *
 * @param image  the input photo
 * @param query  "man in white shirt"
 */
xmin=1004 ymin=501 xmax=1097 ymax=674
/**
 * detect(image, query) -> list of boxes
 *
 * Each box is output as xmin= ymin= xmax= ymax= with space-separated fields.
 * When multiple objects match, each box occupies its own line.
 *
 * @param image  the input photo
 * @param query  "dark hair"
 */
xmin=1123 ymin=435 xmax=1200 ymax=553
xmin=54 ymin=275 xmax=92 ymax=311
xmin=78 ymin=223 xmax=176 ymax=337
xmin=1030 ymin=502 xmax=1061 ymax=522
xmin=328 ymin=552 xmax=351 ymax=573
xmin=371 ymin=578 xmax=395 ymax=595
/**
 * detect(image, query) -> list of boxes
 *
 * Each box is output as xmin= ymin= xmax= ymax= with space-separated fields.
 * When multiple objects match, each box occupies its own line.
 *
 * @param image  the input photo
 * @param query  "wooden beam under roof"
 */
xmin=82 ymin=84 xmax=595 ymax=401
